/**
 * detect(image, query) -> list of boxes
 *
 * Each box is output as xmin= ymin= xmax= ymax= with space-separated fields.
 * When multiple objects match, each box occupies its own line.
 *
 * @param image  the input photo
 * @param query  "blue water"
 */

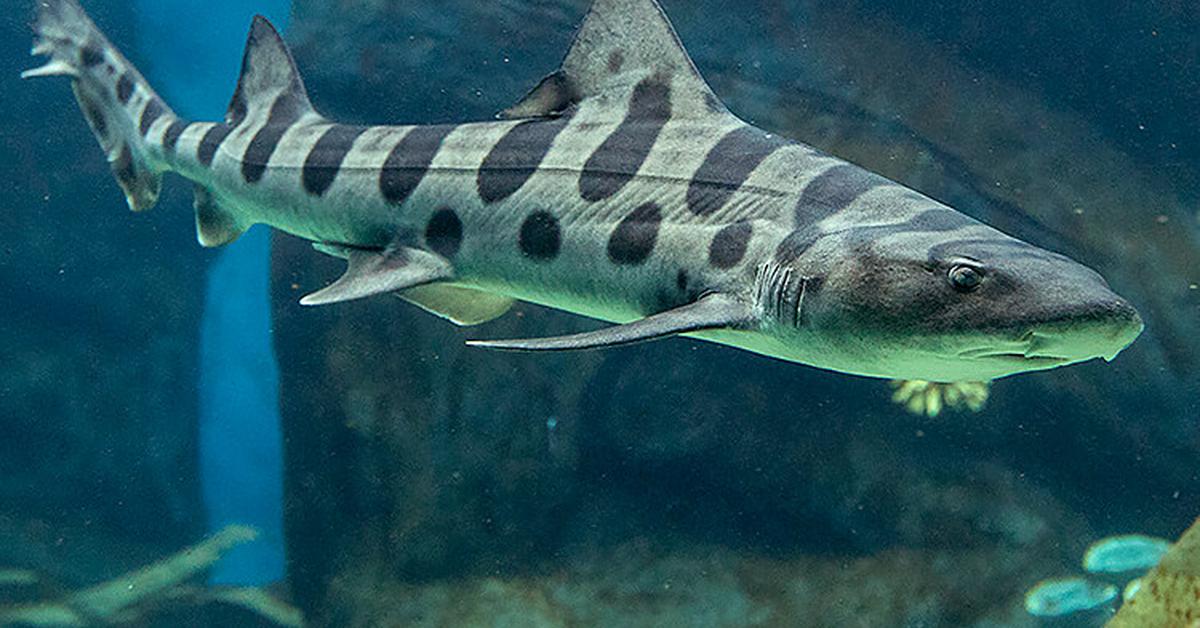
xmin=136 ymin=0 xmax=289 ymax=586
xmin=1 ymin=0 xmax=1197 ymax=626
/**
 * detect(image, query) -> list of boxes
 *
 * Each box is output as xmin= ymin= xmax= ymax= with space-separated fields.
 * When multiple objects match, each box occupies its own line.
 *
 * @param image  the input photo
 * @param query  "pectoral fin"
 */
xmin=468 ymin=293 xmax=754 ymax=351
xmin=300 ymin=244 xmax=453 ymax=306
xmin=399 ymin=284 xmax=515 ymax=326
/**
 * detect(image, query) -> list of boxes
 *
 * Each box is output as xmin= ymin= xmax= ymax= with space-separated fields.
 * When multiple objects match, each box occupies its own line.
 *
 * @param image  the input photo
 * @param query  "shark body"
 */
xmin=26 ymin=0 xmax=1143 ymax=382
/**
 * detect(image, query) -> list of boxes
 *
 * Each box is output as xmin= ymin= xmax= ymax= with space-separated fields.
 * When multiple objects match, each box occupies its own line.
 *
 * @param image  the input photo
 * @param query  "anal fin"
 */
xmin=400 ymin=284 xmax=515 ymax=326
xmin=300 ymin=243 xmax=453 ymax=306
xmin=467 ymin=292 xmax=754 ymax=351
xmin=194 ymin=186 xmax=246 ymax=247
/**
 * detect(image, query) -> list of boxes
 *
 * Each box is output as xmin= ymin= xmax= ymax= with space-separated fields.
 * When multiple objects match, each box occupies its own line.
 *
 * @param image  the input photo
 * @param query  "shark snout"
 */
xmin=1025 ymin=293 xmax=1143 ymax=362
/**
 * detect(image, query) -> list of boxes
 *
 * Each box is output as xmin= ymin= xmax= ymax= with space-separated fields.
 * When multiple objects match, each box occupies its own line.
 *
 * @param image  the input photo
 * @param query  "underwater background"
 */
xmin=1 ymin=0 xmax=1198 ymax=626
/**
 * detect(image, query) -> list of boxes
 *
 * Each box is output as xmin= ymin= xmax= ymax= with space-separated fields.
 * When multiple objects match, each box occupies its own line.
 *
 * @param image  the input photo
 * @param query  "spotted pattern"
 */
xmin=116 ymin=74 xmax=134 ymax=104
xmin=709 ymin=221 xmax=753 ymax=269
xmin=793 ymin=164 xmax=889 ymax=224
xmin=197 ymin=124 xmax=233 ymax=167
xmin=302 ymin=125 xmax=368 ymax=197
xmin=79 ymin=95 xmax=106 ymax=138
xmin=478 ymin=112 xmax=574 ymax=204
xmin=241 ymin=93 xmax=307 ymax=183
xmin=607 ymin=202 xmax=662 ymax=265
xmin=227 ymin=92 xmax=249 ymax=127
xmin=139 ymin=98 xmax=164 ymax=137
xmin=425 ymin=208 xmax=463 ymax=258
xmin=80 ymin=45 xmax=103 ymax=68
xmin=113 ymin=145 xmax=136 ymax=187
xmin=607 ymin=50 xmax=624 ymax=73
xmin=687 ymin=126 xmax=790 ymax=215
xmin=380 ymin=124 xmax=457 ymax=206
xmin=518 ymin=211 xmax=561 ymax=261
xmin=774 ymin=225 xmax=823 ymax=263
xmin=578 ymin=77 xmax=671 ymax=202
xmin=162 ymin=119 xmax=188 ymax=154
xmin=703 ymin=92 xmax=725 ymax=114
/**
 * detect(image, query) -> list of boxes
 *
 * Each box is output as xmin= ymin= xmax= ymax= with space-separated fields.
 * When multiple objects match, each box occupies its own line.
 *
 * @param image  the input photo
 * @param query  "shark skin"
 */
xmin=26 ymin=0 xmax=1143 ymax=383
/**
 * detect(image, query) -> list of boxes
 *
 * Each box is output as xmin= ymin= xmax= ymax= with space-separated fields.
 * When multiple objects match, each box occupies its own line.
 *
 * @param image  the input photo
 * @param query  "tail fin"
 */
xmin=23 ymin=0 xmax=176 ymax=212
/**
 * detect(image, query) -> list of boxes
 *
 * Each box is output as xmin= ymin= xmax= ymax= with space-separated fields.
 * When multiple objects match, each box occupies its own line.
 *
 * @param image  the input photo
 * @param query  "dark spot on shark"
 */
xmin=578 ymin=76 xmax=671 ymax=202
xmin=774 ymin=226 xmax=824 ymax=263
xmin=242 ymin=92 xmax=307 ymax=183
xmin=425 ymin=208 xmax=463 ymax=258
xmin=303 ymin=125 xmax=368 ymax=197
xmin=688 ymin=126 xmax=790 ymax=215
xmin=839 ymin=208 xmax=974 ymax=245
xmin=380 ymin=124 xmax=457 ymax=206
xmin=676 ymin=269 xmax=689 ymax=292
xmin=197 ymin=124 xmax=233 ymax=167
xmin=607 ymin=202 xmax=661 ymax=265
xmin=80 ymin=45 xmax=103 ymax=68
xmin=704 ymin=92 xmax=725 ymax=114
xmin=519 ymin=211 xmax=561 ymax=261
xmin=607 ymin=50 xmax=624 ymax=73
xmin=139 ymin=97 xmax=164 ymax=137
xmin=228 ymin=92 xmax=248 ymax=127
xmin=113 ymin=145 xmax=136 ymax=187
xmin=927 ymin=236 xmax=1069 ymax=266
xmin=162 ymin=119 xmax=188 ymax=154
xmin=116 ymin=73 xmax=134 ymax=104
xmin=776 ymin=208 xmax=966 ymax=264
xmin=80 ymin=95 xmax=106 ymax=138
xmin=794 ymin=164 xmax=890 ymax=224
xmin=478 ymin=112 xmax=574 ymax=204
xmin=709 ymin=220 xmax=753 ymax=269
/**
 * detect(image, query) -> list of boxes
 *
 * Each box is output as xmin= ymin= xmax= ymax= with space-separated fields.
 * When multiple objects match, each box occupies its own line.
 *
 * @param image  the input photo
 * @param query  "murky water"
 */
xmin=2 ymin=1 xmax=1197 ymax=626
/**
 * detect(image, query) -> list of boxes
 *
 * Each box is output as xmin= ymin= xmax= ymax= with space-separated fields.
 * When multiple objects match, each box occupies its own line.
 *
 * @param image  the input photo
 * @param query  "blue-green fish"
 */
xmin=25 ymin=0 xmax=1143 ymax=382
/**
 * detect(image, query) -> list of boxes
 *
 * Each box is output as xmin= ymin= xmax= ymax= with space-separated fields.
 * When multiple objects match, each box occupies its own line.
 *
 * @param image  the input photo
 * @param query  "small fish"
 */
xmin=25 ymin=0 xmax=1143 ymax=382
xmin=1083 ymin=534 xmax=1171 ymax=575
xmin=1024 ymin=576 xmax=1118 ymax=618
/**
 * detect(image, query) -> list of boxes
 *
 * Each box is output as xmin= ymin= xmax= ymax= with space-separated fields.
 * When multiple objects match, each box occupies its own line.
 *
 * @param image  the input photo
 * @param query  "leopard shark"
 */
xmin=25 ymin=0 xmax=1143 ymax=383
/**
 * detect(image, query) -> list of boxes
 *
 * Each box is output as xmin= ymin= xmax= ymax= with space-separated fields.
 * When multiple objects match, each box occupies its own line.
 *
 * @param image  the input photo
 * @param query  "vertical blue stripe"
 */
xmin=134 ymin=0 xmax=291 ymax=585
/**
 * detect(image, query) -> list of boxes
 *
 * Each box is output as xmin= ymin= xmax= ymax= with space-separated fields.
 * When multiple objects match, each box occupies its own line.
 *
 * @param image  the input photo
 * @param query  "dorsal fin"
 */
xmin=226 ymin=16 xmax=317 ymax=126
xmin=502 ymin=0 xmax=726 ymax=119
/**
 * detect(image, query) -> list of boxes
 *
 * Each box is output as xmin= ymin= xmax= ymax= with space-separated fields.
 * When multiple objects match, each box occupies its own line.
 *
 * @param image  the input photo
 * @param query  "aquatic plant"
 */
xmin=0 ymin=525 xmax=301 ymax=626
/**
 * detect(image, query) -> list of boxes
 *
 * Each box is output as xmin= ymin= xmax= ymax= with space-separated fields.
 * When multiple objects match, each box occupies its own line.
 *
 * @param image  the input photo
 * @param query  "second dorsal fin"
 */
xmin=226 ymin=16 xmax=317 ymax=126
xmin=502 ymin=0 xmax=726 ymax=119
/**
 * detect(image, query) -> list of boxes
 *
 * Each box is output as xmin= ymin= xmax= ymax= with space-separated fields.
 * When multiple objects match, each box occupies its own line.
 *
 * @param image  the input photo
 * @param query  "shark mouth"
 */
xmin=956 ymin=331 xmax=1079 ymax=366
xmin=958 ymin=351 xmax=1072 ymax=367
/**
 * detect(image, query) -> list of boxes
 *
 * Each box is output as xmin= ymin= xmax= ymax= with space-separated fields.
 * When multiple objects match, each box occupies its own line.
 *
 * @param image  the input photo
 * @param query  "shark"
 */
xmin=25 ymin=0 xmax=1143 ymax=383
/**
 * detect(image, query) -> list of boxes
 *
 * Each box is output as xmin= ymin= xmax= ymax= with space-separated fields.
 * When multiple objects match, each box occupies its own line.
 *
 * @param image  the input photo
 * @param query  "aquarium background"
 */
xmin=1 ymin=0 xmax=1197 ymax=626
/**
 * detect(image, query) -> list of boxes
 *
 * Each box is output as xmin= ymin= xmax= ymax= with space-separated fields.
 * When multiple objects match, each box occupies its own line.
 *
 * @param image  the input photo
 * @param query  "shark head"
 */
xmin=773 ymin=209 xmax=1143 ymax=382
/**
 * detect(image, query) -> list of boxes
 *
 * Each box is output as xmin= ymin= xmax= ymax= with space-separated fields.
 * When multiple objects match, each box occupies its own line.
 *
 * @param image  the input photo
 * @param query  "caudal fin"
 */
xmin=24 ymin=0 xmax=178 ymax=211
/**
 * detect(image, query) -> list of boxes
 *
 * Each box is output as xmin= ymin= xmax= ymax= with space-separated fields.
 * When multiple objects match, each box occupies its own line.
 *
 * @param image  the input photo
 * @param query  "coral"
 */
xmin=1021 ymin=526 xmax=1192 ymax=624
xmin=0 ymin=525 xmax=300 ymax=626
xmin=1108 ymin=517 xmax=1200 ymax=627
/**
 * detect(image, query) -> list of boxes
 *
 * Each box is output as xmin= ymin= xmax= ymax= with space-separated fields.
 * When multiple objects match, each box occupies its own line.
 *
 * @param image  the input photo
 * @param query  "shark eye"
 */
xmin=948 ymin=264 xmax=984 ymax=292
